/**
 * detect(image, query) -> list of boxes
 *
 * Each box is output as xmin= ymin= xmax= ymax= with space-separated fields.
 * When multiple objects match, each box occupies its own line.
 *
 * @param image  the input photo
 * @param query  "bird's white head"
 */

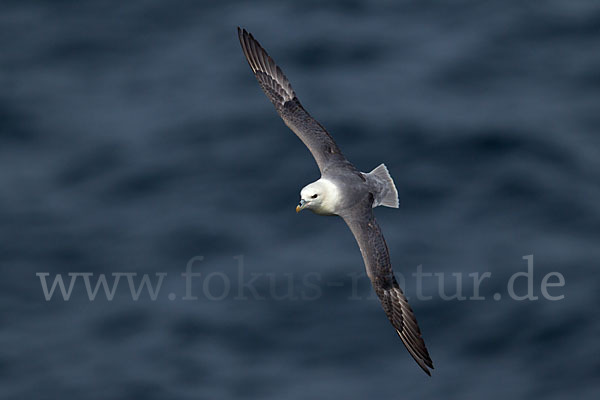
xmin=296 ymin=179 xmax=339 ymax=215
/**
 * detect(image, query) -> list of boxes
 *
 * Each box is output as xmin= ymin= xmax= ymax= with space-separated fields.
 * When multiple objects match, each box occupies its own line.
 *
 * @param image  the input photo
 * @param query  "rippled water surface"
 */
xmin=1 ymin=1 xmax=599 ymax=399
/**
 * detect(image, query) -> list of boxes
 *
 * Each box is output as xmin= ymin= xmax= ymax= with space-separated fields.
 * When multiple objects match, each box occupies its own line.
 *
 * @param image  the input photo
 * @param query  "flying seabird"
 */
xmin=238 ymin=28 xmax=434 ymax=375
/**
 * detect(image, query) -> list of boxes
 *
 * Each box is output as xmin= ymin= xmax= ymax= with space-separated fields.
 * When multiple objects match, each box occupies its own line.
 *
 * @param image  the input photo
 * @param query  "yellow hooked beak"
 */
xmin=296 ymin=199 xmax=307 ymax=213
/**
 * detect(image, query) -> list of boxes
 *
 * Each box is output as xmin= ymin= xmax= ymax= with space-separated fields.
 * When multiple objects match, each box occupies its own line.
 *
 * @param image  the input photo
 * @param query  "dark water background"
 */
xmin=1 ymin=1 xmax=599 ymax=399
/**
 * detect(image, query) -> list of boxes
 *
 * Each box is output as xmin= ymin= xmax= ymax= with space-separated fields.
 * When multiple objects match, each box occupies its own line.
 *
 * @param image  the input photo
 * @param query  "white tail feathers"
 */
xmin=369 ymin=164 xmax=399 ymax=208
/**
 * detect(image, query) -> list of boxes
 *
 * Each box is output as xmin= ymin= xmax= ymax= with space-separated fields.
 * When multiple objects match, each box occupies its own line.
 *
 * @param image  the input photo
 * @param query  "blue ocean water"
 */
xmin=1 ymin=1 xmax=599 ymax=399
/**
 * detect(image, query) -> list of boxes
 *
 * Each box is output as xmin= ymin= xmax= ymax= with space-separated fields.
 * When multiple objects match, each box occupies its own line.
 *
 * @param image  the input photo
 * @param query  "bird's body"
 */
xmin=238 ymin=27 xmax=434 ymax=375
xmin=303 ymin=164 xmax=398 ymax=216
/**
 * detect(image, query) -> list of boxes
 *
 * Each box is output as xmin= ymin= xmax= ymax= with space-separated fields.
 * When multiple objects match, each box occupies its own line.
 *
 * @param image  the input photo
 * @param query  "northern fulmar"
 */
xmin=238 ymin=27 xmax=434 ymax=375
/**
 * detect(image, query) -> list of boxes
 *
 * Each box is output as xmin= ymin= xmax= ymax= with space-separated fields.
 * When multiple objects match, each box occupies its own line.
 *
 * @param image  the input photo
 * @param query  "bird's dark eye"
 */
xmin=311 ymin=194 xmax=318 ymax=199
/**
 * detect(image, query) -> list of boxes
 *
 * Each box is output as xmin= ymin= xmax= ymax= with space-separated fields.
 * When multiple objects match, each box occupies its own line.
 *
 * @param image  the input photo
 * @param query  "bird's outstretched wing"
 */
xmin=340 ymin=195 xmax=434 ymax=375
xmin=238 ymin=27 xmax=348 ymax=173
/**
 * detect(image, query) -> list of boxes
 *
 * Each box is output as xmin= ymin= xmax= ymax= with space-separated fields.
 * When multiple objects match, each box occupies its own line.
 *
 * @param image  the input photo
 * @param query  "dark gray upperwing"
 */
xmin=238 ymin=28 xmax=347 ymax=173
xmin=340 ymin=195 xmax=434 ymax=376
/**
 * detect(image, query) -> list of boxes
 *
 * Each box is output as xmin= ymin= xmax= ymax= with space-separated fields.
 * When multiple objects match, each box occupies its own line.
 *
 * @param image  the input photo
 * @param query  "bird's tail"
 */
xmin=369 ymin=164 xmax=399 ymax=208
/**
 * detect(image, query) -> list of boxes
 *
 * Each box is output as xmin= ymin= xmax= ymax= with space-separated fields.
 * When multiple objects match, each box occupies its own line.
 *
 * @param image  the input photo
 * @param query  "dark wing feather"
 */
xmin=340 ymin=195 xmax=434 ymax=375
xmin=238 ymin=27 xmax=347 ymax=173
